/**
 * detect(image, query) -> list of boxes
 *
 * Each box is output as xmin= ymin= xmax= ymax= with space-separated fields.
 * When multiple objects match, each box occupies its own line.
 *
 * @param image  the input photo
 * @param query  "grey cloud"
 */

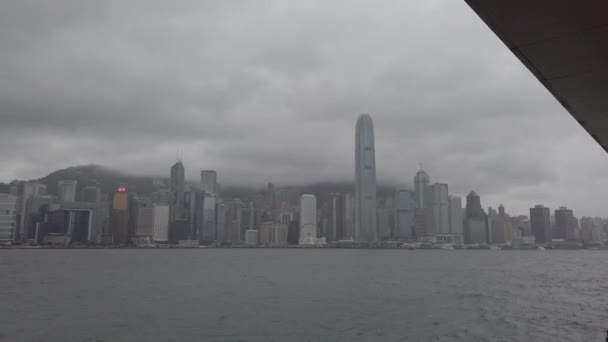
xmin=1 ymin=0 xmax=608 ymax=216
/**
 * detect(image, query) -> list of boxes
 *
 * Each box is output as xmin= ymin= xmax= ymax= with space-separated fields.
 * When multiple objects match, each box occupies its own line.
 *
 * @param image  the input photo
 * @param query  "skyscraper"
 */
xmin=395 ymin=188 xmax=415 ymax=241
xmin=554 ymin=207 xmax=577 ymax=241
xmin=427 ymin=183 xmax=449 ymax=234
xmin=530 ymin=205 xmax=552 ymax=244
xmin=169 ymin=161 xmax=186 ymax=221
xmin=414 ymin=170 xmax=430 ymax=209
xmin=448 ymin=195 xmax=463 ymax=235
xmin=0 ymin=194 xmax=18 ymax=242
xmin=354 ymin=114 xmax=378 ymax=242
xmin=111 ymin=187 xmax=129 ymax=245
xmin=299 ymin=194 xmax=317 ymax=245
xmin=464 ymin=191 xmax=487 ymax=244
xmin=267 ymin=182 xmax=277 ymax=209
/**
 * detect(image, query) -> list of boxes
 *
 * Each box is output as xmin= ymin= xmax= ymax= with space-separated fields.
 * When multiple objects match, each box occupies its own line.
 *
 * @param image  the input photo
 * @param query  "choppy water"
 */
xmin=1 ymin=249 xmax=607 ymax=342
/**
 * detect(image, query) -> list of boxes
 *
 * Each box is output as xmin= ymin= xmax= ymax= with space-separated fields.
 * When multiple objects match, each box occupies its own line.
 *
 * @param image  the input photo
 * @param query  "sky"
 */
xmin=1 ymin=0 xmax=607 ymax=216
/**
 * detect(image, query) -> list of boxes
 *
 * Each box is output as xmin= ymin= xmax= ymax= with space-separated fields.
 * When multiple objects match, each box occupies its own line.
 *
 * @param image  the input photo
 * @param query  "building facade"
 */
xmin=299 ymin=194 xmax=317 ymax=245
xmin=530 ymin=205 xmax=552 ymax=244
xmin=354 ymin=114 xmax=378 ymax=242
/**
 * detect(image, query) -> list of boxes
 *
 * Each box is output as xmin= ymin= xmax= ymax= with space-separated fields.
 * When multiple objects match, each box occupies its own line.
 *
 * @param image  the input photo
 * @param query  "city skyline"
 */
xmin=1 ymin=1 xmax=608 ymax=218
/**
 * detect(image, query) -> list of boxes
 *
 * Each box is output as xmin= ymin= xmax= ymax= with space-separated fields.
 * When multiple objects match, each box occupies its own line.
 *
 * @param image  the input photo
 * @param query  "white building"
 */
xmin=152 ymin=205 xmax=169 ymax=242
xmin=299 ymin=194 xmax=317 ymax=245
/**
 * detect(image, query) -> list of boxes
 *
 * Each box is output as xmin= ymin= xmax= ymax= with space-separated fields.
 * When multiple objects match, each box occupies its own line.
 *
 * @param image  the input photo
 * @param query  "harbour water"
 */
xmin=1 ymin=249 xmax=607 ymax=341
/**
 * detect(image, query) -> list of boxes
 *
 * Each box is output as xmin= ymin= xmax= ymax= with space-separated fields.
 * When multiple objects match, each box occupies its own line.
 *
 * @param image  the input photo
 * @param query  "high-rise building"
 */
xmin=267 ymin=183 xmax=277 ymax=209
xmin=427 ymin=183 xmax=449 ymax=234
xmin=198 ymin=192 xmax=216 ymax=243
xmin=465 ymin=191 xmax=484 ymax=219
xmin=554 ymin=207 xmax=577 ymax=241
xmin=24 ymin=195 xmax=53 ymax=240
xmin=414 ymin=170 xmax=430 ymax=209
xmin=530 ymin=205 xmax=552 ymax=244
xmin=377 ymin=198 xmax=393 ymax=240
xmin=152 ymin=204 xmax=169 ymax=242
xmin=299 ymin=194 xmax=317 ymax=245
xmin=490 ymin=204 xmax=513 ymax=244
xmin=326 ymin=193 xmax=346 ymax=242
xmin=58 ymin=180 xmax=77 ymax=203
xmin=464 ymin=191 xmax=487 ymax=244
xmin=245 ymin=230 xmax=258 ymax=245
xmin=216 ymin=203 xmax=226 ymax=242
xmin=111 ymin=187 xmax=130 ymax=245
xmin=169 ymin=161 xmax=186 ymax=221
xmin=259 ymin=222 xmax=288 ymax=245
xmin=394 ymin=189 xmax=415 ymax=241
xmin=0 ymin=194 xmax=18 ymax=242
xmin=136 ymin=206 xmax=154 ymax=238
xmin=18 ymin=182 xmax=47 ymax=241
xmin=354 ymin=114 xmax=378 ymax=242
xmin=200 ymin=170 xmax=218 ymax=195
xmin=448 ymin=195 xmax=463 ymax=235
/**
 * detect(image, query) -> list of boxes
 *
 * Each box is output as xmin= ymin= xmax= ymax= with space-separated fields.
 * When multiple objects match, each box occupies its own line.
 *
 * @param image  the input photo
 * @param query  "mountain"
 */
xmin=1 ymin=164 xmax=400 ymax=203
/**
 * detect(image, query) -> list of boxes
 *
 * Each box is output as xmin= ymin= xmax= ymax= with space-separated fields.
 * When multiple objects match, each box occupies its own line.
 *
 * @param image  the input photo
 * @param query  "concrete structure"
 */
xmin=111 ymin=188 xmax=130 ymax=245
xmin=427 ymin=183 xmax=449 ymax=234
xmin=490 ymin=205 xmax=513 ymax=244
xmin=448 ymin=196 xmax=463 ymax=235
xmin=554 ymin=207 xmax=577 ymax=241
xmin=377 ymin=198 xmax=393 ymax=241
xmin=170 ymin=161 xmax=186 ymax=221
xmin=530 ymin=205 xmax=552 ymax=244
xmin=394 ymin=189 xmax=415 ymax=241
xmin=465 ymin=191 xmax=484 ymax=219
xmin=414 ymin=208 xmax=432 ymax=239
xmin=0 ymin=194 xmax=18 ymax=242
xmin=58 ymin=180 xmax=77 ymax=203
xmin=354 ymin=114 xmax=378 ymax=242
xmin=81 ymin=185 xmax=101 ymax=203
xmin=465 ymin=1 xmax=608 ymax=153
xmin=299 ymin=194 xmax=317 ymax=245
xmin=326 ymin=193 xmax=346 ymax=242
xmin=200 ymin=170 xmax=218 ymax=195
xmin=152 ymin=205 xmax=169 ymax=242
xmin=245 ymin=229 xmax=258 ymax=245
xmin=216 ymin=202 xmax=226 ymax=242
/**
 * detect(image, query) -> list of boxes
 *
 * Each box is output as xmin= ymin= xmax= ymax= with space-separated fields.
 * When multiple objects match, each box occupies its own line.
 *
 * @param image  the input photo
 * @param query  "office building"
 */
xmin=24 ymin=195 xmax=53 ymax=240
xmin=198 ymin=192 xmax=216 ymax=243
xmin=0 ymin=194 xmax=18 ymax=242
xmin=299 ymin=194 xmax=317 ymax=245
xmin=58 ymin=180 xmax=78 ymax=203
xmin=465 ymin=191 xmax=484 ymax=219
xmin=216 ymin=203 xmax=226 ymax=242
xmin=490 ymin=205 xmax=513 ymax=244
xmin=530 ymin=205 xmax=552 ymax=244
xmin=414 ymin=169 xmax=430 ymax=209
xmin=152 ymin=204 xmax=169 ymax=242
xmin=17 ymin=182 xmax=47 ymax=241
xmin=169 ymin=161 xmax=186 ymax=221
xmin=267 ymin=182 xmax=277 ymax=209
xmin=200 ymin=170 xmax=218 ymax=195
xmin=326 ymin=193 xmax=346 ymax=242
xmin=394 ymin=188 xmax=415 ymax=241
xmin=415 ymin=208 xmax=432 ymax=239
xmin=81 ymin=185 xmax=101 ymax=203
xmin=354 ymin=113 xmax=378 ymax=242
xmin=136 ymin=207 xmax=154 ymax=237
xmin=448 ymin=195 xmax=463 ymax=235
xmin=427 ymin=183 xmax=449 ymax=234
xmin=377 ymin=198 xmax=393 ymax=240
xmin=259 ymin=222 xmax=288 ymax=245
xmin=464 ymin=191 xmax=487 ymax=244
xmin=554 ymin=207 xmax=577 ymax=241
xmin=111 ymin=187 xmax=130 ymax=245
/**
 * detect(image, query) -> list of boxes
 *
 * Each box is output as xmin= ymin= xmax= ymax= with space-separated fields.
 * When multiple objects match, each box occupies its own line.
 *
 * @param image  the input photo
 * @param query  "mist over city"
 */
xmin=1 ymin=1 xmax=608 ymax=216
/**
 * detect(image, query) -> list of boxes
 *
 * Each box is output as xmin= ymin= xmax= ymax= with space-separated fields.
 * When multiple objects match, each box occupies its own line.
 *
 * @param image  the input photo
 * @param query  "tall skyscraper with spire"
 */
xmin=169 ymin=160 xmax=186 ymax=222
xmin=354 ymin=114 xmax=378 ymax=242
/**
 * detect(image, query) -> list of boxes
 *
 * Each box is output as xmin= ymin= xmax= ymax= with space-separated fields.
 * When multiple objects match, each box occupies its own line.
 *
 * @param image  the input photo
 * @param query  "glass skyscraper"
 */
xmin=354 ymin=114 xmax=378 ymax=242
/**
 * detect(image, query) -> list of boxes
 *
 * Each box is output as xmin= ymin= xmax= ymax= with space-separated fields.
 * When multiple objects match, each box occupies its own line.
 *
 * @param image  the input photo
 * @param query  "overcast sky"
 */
xmin=1 ymin=0 xmax=607 ymax=216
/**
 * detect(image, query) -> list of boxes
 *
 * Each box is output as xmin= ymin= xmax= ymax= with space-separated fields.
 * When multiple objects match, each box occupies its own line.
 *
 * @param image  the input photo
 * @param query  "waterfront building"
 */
xmin=554 ymin=207 xmax=578 ymax=241
xmin=197 ymin=192 xmax=217 ymax=243
xmin=299 ymin=194 xmax=317 ymax=245
xmin=245 ymin=229 xmax=258 ymax=245
xmin=530 ymin=205 xmax=552 ymax=244
xmin=111 ymin=187 xmax=130 ymax=245
xmin=258 ymin=222 xmax=288 ymax=245
xmin=448 ymin=195 xmax=463 ymax=235
xmin=394 ymin=188 xmax=415 ymax=241
xmin=169 ymin=161 xmax=186 ymax=221
xmin=0 ymin=194 xmax=18 ymax=242
xmin=354 ymin=113 xmax=378 ymax=242
xmin=427 ymin=183 xmax=449 ymax=234
xmin=18 ymin=182 xmax=47 ymax=240
xmin=152 ymin=205 xmax=169 ymax=242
